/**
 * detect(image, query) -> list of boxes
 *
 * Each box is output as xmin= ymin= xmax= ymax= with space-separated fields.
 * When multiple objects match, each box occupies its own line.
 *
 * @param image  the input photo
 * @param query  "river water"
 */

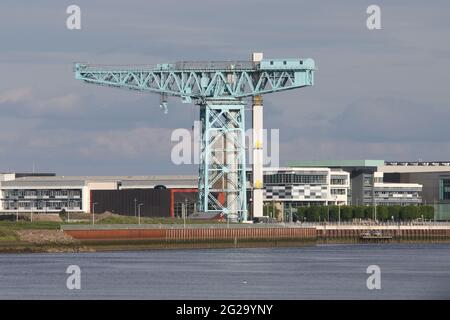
xmin=0 ymin=243 xmax=449 ymax=299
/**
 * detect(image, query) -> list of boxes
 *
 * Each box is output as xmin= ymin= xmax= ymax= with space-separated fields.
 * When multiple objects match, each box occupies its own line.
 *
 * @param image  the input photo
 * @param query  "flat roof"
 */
xmin=0 ymin=175 xmax=198 ymax=189
xmin=288 ymin=160 xmax=385 ymax=168
xmin=374 ymin=182 xmax=422 ymax=189
xmin=379 ymin=165 xmax=450 ymax=173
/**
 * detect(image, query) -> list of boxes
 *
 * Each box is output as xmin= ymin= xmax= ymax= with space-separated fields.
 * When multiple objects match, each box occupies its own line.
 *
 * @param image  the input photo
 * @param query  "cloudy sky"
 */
xmin=1 ymin=0 xmax=449 ymax=175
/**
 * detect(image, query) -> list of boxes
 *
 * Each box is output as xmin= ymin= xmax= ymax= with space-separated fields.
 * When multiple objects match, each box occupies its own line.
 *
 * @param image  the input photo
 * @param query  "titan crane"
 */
xmin=74 ymin=53 xmax=315 ymax=222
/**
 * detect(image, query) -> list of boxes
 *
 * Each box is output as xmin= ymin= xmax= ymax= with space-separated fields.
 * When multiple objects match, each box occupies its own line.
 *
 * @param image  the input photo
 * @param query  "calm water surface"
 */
xmin=1 ymin=243 xmax=449 ymax=299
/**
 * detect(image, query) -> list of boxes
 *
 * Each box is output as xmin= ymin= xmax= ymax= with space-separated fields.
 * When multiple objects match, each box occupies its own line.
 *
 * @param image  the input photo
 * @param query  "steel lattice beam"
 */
xmin=75 ymin=59 xmax=314 ymax=101
xmin=198 ymin=99 xmax=247 ymax=220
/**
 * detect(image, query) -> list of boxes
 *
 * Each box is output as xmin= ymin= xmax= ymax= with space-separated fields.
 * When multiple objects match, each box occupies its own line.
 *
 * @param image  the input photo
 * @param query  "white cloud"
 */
xmin=80 ymin=127 xmax=174 ymax=159
xmin=0 ymin=87 xmax=32 ymax=104
xmin=34 ymin=93 xmax=80 ymax=112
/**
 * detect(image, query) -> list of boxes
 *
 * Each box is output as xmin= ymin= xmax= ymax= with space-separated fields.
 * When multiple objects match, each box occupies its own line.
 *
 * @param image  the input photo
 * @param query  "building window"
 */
xmin=331 ymin=177 xmax=347 ymax=185
xmin=363 ymin=176 xmax=373 ymax=186
xmin=331 ymin=188 xmax=346 ymax=195
xmin=440 ymin=177 xmax=450 ymax=201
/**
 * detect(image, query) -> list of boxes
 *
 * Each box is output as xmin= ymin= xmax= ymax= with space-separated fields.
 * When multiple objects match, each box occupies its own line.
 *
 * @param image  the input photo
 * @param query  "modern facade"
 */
xmin=0 ymin=173 xmax=198 ymax=216
xmin=380 ymin=161 xmax=450 ymax=219
xmin=246 ymin=167 xmax=350 ymax=218
xmin=288 ymin=160 xmax=424 ymax=206
xmin=8 ymin=162 xmax=449 ymax=219
xmin=0 ymin=168 xmax=350 ymax=219
xmin=288 ymin=160 xmax=450 ymax=220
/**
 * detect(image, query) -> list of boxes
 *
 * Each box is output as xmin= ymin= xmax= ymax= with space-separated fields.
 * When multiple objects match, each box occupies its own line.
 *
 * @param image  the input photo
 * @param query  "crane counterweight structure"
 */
xmin=74 ymin=54 xmax=315 ymax=221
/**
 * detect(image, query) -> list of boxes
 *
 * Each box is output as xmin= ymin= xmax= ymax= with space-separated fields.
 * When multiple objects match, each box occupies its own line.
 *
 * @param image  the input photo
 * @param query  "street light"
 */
xmin=327 ymin=203 xmax=330 ymax=222
xmin=134 ymin=198 xmax=137 ymax=217
xmin=138 ymin=203 xmax=143 ymax=225
xmin=92 ymin=202 xmax=98 ymax=225
xmin=338 ymin=203 xmax=341 ymax=225
xmin=374 ymin=202 xmax=377 ymax=222
xmin=290 ymin=202 xmax=293 ymax=224
xmin=335 ymin=196 xmax=341 ymax=225
xmin=184 ymin=198 xmax=188 ymax=229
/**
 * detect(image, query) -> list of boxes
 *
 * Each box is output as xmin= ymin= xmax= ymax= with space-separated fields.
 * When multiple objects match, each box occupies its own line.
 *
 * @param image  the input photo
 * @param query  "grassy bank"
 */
xmin=0 ymin=217 xmax=237 ymax=253
xmin=1 ymin=217 xmax=449 ymax=254
xmin=0 ymin=221 xmax=61 ymax=242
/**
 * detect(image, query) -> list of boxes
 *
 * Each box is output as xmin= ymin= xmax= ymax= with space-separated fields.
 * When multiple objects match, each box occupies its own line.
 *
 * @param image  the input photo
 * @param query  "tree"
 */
xmin=353 ymin=206 xmax=365 ymax=219
xmin=400 ymin=205 xmax=419 ymax=220
xmin=340 ymin=206 xmax=353 ymax=221
xmin=297 ymin=207 xmax=307 ymax=220
xmin=376 ymin=206 xmax=389 ymax=221
xmin=364 ymin=206 xmax=375 ymax=219
xmin=306 ymin=206 xmax=321 ymax=221
xmin=263 ymin=203 xmax=280 ymax=217
xmin=419 ymin=205 xmax=434 ymax=220
xmin=59 ymin=208 xmax=67 ymax=218
xmin=388 ymin=205 xmax=401 ymax=221
xmin=319 ymin=206 xmax=328 ymax=221
xmin=329 ymin=206 xmax=339 ymax=221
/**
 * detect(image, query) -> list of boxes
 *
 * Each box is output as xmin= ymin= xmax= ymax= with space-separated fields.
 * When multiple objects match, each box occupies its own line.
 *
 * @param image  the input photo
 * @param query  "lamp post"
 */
xmin=336 ymin=196 xmax=341 ymax=225
xmin=290 ymin=202 xmax=293 ymax=224
xmin=134 ymin=198 xmax=137 ymax=217
xmin=374 ymin=202 xmax=377 ymax=222
xmin=138 ymin=203 xmax=143 ymax=225
xmin=327 ymin=202 xmax=330 ymax=222
xmin=183 ymin=198 xmax=189 ymax=229
xmin=92 ymin=202 xmax=98 ymax=225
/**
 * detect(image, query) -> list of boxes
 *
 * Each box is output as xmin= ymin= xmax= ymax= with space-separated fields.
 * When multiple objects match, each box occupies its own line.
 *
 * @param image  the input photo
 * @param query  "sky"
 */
xmin=0 ymin=0 xmax=449 ymax=175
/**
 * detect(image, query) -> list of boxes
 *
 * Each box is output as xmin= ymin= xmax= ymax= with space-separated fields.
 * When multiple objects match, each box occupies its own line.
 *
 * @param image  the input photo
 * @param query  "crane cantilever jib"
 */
xmin=74 ymin=56 xmax=315 ymax=221
xmin=75 ymin=58 xmax=314 ymax=101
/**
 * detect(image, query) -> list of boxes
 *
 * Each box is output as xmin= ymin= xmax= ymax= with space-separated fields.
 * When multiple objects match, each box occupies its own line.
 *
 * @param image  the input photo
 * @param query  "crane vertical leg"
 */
xmin=198 ymin=98 xmax=247 ymax=221
xmin=252 ymin=96 xmax=264 ymax=218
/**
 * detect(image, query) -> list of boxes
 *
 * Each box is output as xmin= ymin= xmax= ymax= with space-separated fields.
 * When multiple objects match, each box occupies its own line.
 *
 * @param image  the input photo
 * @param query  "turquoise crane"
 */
xmin=75 ymin=56 xmax=315 ymax=221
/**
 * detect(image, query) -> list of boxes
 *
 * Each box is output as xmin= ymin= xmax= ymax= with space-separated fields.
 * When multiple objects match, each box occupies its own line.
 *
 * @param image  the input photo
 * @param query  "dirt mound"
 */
xmin=94 ymin=212 xmax=116 ymax=222
xmin=17 ymin=229 xmax=78 ymax=244
xmin=20 ymin=214 xmax=63 ymax=222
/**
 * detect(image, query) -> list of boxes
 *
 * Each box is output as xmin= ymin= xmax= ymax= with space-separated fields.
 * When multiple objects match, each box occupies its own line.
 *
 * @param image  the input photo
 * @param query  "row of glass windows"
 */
xmin=3 ymin=200 xmax=82 ymax=210
xmin=331 ymin=188 xmax=346 ymax=195
xmin=4 ymin=189 xmax=82 ymax=198
xmin=264 ymin=174 xmax=327 ymax=185
xmin=330 ymin=177 xmax=347 ymax=185
xmin=173 ymin=202 xmax=196 ymax=218
xmin=363 ymin=176 xmax=373 ymax=186
xmin=440 ymin=178 xmax=450 ymax=201
xmin=375 ymin=191 xmax=420 ymax=196
xmin=376 ymin=201 xmax=421 ymax=206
